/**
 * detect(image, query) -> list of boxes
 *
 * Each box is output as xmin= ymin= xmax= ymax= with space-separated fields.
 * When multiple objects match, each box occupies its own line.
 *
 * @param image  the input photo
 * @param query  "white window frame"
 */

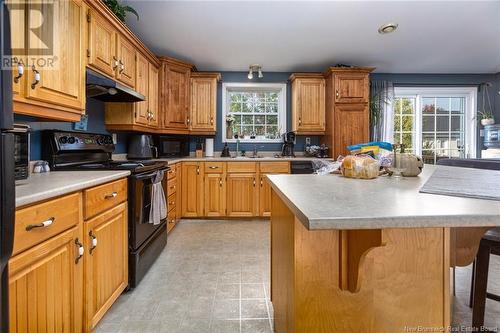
xmin=393 ymin=87 xmax=477 ymax=159
xmin=221 ymin=82 xmax=287 ymax=143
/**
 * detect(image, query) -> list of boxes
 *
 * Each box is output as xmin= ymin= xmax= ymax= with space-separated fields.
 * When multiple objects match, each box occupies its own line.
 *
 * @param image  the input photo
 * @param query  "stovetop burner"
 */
xmin=74 ymin=159 xmax=168 ymax=173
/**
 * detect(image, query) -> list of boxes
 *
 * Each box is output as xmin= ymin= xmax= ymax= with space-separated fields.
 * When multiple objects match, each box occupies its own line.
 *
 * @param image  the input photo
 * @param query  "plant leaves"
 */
xmin=123 ymin=5 xmax=140 ymax=20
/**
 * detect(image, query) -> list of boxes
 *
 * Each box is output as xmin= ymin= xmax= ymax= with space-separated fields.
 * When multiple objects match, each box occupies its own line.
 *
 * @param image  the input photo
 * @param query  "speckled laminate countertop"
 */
xmin=15 ymin=171 xmax=130 ymax=208
xmin=267 ymin=165 xmax=500 ymax=230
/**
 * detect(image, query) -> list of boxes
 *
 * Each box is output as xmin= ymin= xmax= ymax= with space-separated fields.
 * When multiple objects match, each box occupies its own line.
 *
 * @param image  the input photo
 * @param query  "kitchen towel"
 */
xmin=149 ymin=170 xmax=167 ymax=225
xmin=205 ymin=138 xmax=214 ymax=157
xmin=420 ymin=166 xmax=500 ymax=201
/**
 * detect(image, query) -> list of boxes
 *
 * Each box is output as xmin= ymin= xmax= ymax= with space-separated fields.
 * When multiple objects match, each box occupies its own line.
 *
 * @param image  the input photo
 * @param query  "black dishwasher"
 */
xmin=290 ymin=161 xmax=314 ymax=174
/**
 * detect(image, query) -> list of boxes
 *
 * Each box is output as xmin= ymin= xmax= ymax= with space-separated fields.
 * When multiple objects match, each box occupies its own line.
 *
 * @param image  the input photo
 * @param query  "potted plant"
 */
xmin=103 ymin=0 xmax=139 ymax=22
xmin=226 ymin=114 xmax=235 ymax=139
xmin=479 ymin=111 xmax=495 ymax=126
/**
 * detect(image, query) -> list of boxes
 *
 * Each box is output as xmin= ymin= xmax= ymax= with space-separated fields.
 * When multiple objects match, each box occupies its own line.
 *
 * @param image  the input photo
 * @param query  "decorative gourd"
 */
xmin=397 ymin=153 xmax=424 ymax=177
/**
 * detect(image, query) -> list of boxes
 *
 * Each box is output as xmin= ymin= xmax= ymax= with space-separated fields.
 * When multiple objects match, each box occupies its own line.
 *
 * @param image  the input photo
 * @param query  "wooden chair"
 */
xmin=469 ymin=228 xmax=500 ymax=330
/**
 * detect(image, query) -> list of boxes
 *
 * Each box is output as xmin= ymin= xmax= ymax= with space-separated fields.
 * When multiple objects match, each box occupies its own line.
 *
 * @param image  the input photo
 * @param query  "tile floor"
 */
xmin=96 ymin=220 xmax=500 ymax=333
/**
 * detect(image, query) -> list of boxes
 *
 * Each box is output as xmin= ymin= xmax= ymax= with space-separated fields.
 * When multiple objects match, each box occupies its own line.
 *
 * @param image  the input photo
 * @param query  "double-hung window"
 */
xmin=392 ymin=87 xmax=477 ymax=164
xmin=222 ymin=83 xmax=287 ymax=143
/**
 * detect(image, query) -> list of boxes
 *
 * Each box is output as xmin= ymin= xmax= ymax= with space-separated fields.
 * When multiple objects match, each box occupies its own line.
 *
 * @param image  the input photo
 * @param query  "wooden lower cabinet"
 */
xmin=8 ymin=225 xmax=84 ymax=333
xmin=204 ymin=173 xmax=226 ymax=217
xmin=181 ymin=162 xmax=204 ymax=217
xmin=226 ymin=173 xmax=258 ymax=217
xmin=84 ymin=202 xmax=128 ymax=331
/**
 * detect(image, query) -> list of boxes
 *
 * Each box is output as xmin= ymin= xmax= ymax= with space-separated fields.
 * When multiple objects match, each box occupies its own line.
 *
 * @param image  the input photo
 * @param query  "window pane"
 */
xmin=436 ymin=116 xmax=449 ymax=132
xmin=242 ymin=115 xmax=253 ymax=125
xmin=402 ymin=133 xmax=413 ymax=150
xmin=401 ymin=98 xmax=414 ymax=114
xmin=451 ymin=116 xmax=462 ymax=132
xmin=394 ymin=116 xmax=401 ymax=132
xmin=230 ymin=102 xmax=241 ymax=113
xmin=255 ymin=115 xmax=265 ymax=125
xmin=436 ymin=98 xmax=449 ymax=114
xmin=422 ymin=133 xmax=435 ymax=150
xmin=242 ymin=101 xmax=253 ymax=113
xmin=266 ymin=115 xmax=278 ymax=125
xmin=266 ymin=103 xmax=278 ymax=113
xmin=255 ymin=126 xmax=265 ymax=136
xmin=451 ymin=97 xmax=465 ymax=113
xmin=422 ymin=98 xmax=435 ymax=114
xmin=393 ymin=99 xmax=402 ymax=115
xmin=393 ymin=133 xmax=401 ymax=144
xmin=401 ymin=115 xmax=413 ymax=132
xmin=266 ymin=126 xmax=279 ymax=139
xmin=422 ymin=115 xmax=434 ymax=132
xmin=450 ymin=132 xmax=464 ymax=150
xmin=241 ymin=126 xmax=253 ymax=136
xmin=422 ymin=150 xmax=435 ymax=164
xmin=435 ymin=133 xmax=452 ymax=150
xmin=266 ymin=92 xmax=278 ymax=102
xmin=230 ymin=93 xmax=241 ymax=103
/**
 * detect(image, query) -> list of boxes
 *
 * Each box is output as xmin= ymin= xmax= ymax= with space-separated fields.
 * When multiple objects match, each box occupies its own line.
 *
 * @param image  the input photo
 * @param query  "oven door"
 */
xmin=129 ymin=167 xmax=169 ymax=250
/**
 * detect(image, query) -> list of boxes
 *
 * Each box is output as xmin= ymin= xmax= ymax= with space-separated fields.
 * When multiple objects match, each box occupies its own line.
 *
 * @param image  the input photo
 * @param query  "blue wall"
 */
xmin=15 ymin=98 xmax=129 ymax=160
xmin=188 ymin=71 xmax=321 ymax=153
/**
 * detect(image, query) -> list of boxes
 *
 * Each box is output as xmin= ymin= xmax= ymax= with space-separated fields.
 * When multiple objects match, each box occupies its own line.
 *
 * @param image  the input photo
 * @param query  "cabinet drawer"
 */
xmin=84 ymin=178 xmax=127 ymax=220
xmin=259 ymin=162 xmax=290 ymax=173
xmin=227 ymin=162 xmax=257 ymax=173
xmin=167 ymin=207 xmax=176 ymax=233
xmin=167 ymin=165 xmax=177 ymax=180
xmin=167 ymin=193 xmax=176 ymax=213
xmin=167 ymin=178 xmax=177 ymax=196
xmin=14 ymin=192 xmax=81 ymax=256
xmin=205 ymin=162 xmax=224 ymax=173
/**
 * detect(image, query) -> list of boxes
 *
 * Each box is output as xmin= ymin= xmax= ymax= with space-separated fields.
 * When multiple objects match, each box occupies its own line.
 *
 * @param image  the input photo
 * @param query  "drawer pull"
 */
xmin=89 ymin=231 xmax=97 ymax=254
xmin=26 ymin=217 xmax=54 ymax=231
xmin=105 ymin=192 xmax=118 ymax=199
xmin=209 ymin=166 xmax=219 ymax=169
xmin=75 ymin=239 xmax=84 ymax=264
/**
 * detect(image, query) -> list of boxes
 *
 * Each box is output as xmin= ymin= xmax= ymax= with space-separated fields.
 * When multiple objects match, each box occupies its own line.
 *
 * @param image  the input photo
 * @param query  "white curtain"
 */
xmin=370 ymin=81 xmax=395 ymax=142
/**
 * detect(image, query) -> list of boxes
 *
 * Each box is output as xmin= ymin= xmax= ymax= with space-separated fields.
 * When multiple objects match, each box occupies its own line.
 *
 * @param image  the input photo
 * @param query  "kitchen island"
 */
xmin=267 ymin=166 xmax=500 ymax=333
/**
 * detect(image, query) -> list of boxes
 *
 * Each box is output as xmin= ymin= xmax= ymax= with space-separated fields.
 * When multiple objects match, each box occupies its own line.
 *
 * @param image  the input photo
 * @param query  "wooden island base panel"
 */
xmin=267 ymin=166 xmax=500 ymax=333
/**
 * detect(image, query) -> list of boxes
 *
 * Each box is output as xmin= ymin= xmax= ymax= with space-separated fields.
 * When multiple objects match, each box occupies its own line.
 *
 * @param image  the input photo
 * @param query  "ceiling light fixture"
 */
xmin=378 ymin=22 xmax=398 ymax=34
xmin=248 ymin=64 xmax=263 ymax=80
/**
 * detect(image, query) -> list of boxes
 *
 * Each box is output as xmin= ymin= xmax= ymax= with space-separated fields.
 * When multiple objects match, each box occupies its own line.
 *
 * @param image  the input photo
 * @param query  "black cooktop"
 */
xmin=69 ymin=160 xmax=169 ymax=174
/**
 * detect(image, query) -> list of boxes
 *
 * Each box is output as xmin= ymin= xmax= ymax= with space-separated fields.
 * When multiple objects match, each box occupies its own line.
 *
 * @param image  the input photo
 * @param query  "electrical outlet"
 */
xmin=112 ymin=133 xmax=117 ymax=144
xmin=305 ymin=137 xmax=311 ymax=145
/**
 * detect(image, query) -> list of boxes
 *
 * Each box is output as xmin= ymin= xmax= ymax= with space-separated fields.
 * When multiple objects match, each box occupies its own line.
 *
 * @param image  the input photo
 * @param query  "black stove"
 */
xmin=42 ymin=130 xmax=169 ymax=289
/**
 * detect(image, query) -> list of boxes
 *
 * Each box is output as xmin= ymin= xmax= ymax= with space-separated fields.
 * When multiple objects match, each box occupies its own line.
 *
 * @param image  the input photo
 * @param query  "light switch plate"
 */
xmin=305 ymin=137 xmax=311 ymax=145
xmin=112 ymin=133 xmax=117 ymax=144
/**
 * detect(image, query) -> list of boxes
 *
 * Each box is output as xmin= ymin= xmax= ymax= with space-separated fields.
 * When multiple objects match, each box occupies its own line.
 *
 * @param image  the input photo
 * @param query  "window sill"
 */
xmin=223 ymin=139 xmax=282 ymax=144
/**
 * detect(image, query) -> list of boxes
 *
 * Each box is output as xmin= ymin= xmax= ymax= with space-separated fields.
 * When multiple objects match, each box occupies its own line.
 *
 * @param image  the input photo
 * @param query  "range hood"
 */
xmin=86 ymin=68 xmax=145 ymax=102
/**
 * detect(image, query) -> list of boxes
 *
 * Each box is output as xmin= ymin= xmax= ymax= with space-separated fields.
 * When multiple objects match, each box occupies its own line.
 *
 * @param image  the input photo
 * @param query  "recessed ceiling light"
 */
xmin=378 ymin=22 xmax=398 ymax=34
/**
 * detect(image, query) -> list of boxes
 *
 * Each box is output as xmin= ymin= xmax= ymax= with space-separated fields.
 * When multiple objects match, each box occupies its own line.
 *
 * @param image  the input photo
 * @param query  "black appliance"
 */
xmin=42 ymin=130 xmax=169 ymax=289
xmin=10 ymin=124 xmax=30 ymax=180
xmin=484 ymin=124 xmax=500 ymax=149
xmin=86 ymin=68 xmax=145 ymax=102
xmin=0 ymin=3 xmax=15 ymax=332
xmin=155 ymin=135 xmax=190 ymax=158
xmin=291 ymin=161 xmax=314 ymax=174
xmin=128 ymin=134 xmax=157 ymax=160
xmin=281 ymin=131 xmax=296 ymax=157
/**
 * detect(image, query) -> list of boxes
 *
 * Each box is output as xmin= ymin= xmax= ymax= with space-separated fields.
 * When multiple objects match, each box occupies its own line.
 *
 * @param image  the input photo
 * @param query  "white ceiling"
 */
xmin=123 ymin=1 xmax=500 ymax=74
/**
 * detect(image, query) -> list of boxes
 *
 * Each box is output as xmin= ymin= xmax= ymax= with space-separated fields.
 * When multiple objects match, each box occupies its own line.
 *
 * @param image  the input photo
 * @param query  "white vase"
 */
xmin=481 ymin=118 xmax=495 ymax=126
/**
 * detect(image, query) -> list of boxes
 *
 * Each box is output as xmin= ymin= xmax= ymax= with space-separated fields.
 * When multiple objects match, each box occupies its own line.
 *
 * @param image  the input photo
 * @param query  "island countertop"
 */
xmin=15 ymin=170 xmax=131 ymax=208
xmin=267 ymin=165 xmax=500 ymax=230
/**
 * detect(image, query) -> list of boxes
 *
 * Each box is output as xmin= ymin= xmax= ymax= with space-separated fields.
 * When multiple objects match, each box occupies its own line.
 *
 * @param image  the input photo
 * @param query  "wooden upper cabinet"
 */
xmin=116 ymin=35 xmax=135 ymax=88
xmin=290 ymin=74 xmax=326 ymax=134
xmin=190 ymin=73 xmax=220 ymax=134
xmin=9 ymin=225 xmax=83 ymax=333
xmin=9 ymin=0 xmax=85 ymax=121
xmin=134 ymin=52 xmax=149 ymax=125
xmin=160 ymin=57 xmax=194 ymax=132
xmin=87 ymin=8 xmax=117 ymax=78
xmin=333 ymin=72 xmax=371 ymax=104
xmin=148 ymin=63 xmax=159 ymax=127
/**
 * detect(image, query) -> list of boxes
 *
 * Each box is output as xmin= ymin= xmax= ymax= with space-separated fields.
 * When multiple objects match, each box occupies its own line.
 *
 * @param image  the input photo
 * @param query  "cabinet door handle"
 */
xmin=105 ymin=192 xmax=118 ymax=199
xmin=89 ymin=231 xmax=97 ymax=254
xmin=298 ymin=117 xmax=302 ymax=125
xmin=31 ymin=65 xmax=40 ymax=89
xmin=196 ymin=167 xmax=200 ymax=175
xmin=187 ymin=117 xmax=190 ymax=124
xmin=219 ymin=179 xmax=222 ymax=187
xmin=75 ymin=239 xmax=84 ymax=264
xmin=336 ymin=90 xmax=340 ymax=98
xmin=253 ymin=178 xmax=256 ymax=187
xmin=260 ymin=177 xmax=263 ymax=187
xmin=26 ymin=217 xmax=54 ymax=231
xmin=113 ymin=56 xmax=119 ymax=70
xmin=14 ymin=64 xmax=24 ymax=83
xmin=210 ymin=117 xmax=214 ymax=125
xmin=119 ymin=60 xmax=124 ymax=74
